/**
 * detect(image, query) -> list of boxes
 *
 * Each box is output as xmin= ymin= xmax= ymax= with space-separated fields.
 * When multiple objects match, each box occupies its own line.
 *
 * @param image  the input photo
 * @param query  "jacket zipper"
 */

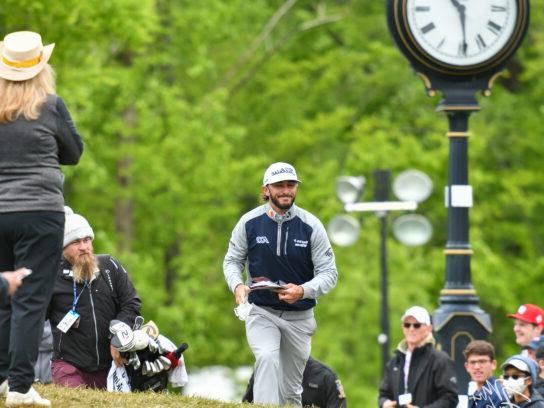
xmin=88 ymin=285 xmax=100 ymax=369
xmin=276 ymin=222 xmax=282 ymax=256
xmin=284 ymin=226 xmax=289 ymax=256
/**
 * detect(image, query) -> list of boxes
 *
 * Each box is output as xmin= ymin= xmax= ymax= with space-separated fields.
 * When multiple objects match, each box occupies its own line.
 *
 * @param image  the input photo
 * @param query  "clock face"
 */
xmin=406 ymin=0 xmax=518 ymax=67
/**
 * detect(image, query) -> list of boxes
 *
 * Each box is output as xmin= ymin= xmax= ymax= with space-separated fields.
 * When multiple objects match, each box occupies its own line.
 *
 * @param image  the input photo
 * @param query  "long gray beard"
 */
xmin=73 ymin=253 xmax=98 ymax=283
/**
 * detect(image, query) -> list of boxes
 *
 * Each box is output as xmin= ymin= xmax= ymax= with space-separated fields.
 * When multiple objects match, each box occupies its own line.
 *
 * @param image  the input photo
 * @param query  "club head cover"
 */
xmin=109 ymin=320 xmax=135 ymax=351
xmin=131 ymin=329 xmax=150 ymax=351
xmin=133 ymin=315 xmax=144 ymax=331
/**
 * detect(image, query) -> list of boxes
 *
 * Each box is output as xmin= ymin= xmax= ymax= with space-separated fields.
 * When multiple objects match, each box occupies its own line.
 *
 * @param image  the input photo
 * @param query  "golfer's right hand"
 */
xmin=1 ymin=268 xmax=30 ymax=296
xmin=383 ymin=400 xmax=397 ymax=408
xmin=234 ymin=284 xmax=250 ymax=305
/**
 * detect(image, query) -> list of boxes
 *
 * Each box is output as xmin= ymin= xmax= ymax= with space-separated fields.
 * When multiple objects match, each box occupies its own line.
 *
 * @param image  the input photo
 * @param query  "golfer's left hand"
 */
xmin=277 ymin=283 xmax=304 ymax=304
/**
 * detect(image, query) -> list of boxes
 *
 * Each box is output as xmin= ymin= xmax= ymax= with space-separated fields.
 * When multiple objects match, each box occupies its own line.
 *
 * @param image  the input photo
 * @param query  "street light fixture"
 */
xmin=328 ymin=169 xmax=433 ymax=375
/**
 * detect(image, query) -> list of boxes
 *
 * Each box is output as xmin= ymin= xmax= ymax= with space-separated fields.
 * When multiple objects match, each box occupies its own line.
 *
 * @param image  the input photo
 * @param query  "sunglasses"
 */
xmin=403 ymin=322 xmax=423 ymax=329
xmin=503 ymin=374 xmax=527 ymax=380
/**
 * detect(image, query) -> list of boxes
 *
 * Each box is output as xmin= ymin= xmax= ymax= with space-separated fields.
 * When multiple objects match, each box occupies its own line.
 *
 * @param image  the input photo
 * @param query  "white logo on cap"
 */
xmin=519 ymin=305 xmax=527 ymax=314
xmin=537 ymin=315 xmax=543 ymax=324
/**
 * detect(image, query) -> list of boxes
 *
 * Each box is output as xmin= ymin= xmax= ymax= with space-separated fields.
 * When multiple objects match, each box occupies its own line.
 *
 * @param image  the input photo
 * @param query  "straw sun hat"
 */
xmin=0 ymin=31 xmax=55 ymax=81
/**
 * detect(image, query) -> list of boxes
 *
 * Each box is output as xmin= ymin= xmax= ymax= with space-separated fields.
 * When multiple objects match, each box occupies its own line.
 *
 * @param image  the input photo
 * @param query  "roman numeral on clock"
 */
xmin=421 ymin=22 xmax=435 ymax=34
xmin=476 ymin=34 xmax=487 ymax=50
xmin=487 ymin=20 xmax=502 ymax=35
xmin=491 ymin=5 xmax=506 ymax=11
xmin=415 ymin=6 xmax=430 ymax=11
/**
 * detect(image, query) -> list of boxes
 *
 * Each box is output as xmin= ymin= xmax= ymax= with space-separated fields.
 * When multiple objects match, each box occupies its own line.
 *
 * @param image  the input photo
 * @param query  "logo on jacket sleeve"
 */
xmin=256 ymin=236 xmax=270 ymax=244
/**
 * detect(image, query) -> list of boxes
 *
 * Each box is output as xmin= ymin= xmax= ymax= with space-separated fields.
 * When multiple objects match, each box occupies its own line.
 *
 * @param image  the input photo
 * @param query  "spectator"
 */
xmin=224 ymin=162 xmax=338 ymax=406
xmin=507 ymin=304 xmax=544 ymax=353
xmin=500 ymin=354 xmax=544 ymax=407
xmin=378 ymin=306 xmax=458 ymax=408
xmin=534 ymin=344 xmax=544 ymax=397
xmin=47 ymin=207 xmax=141 ymax=389
xmin=0 ymin=30 xmax=83 ymax=407
xmin=463 ymin=340 xmax=508 ymax=408
xmin=243 ymin=356 xmax=347 ymax=408
xmin=34 ymin=321 xmax=53 ymax=384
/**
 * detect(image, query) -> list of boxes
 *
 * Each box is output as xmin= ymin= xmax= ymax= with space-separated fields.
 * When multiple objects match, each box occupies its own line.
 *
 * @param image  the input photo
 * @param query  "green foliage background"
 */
xmin=2 ymin=1 xmax=543 ymax=405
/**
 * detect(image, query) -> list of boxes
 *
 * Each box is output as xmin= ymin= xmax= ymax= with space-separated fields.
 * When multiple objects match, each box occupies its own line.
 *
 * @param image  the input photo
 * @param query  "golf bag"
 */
xmin=108 ymin=317 xmax=188 ymax=392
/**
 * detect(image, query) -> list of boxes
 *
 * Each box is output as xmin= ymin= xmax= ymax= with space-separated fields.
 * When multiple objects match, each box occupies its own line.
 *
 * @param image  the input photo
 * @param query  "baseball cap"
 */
xmin=401 ymin=306 xmax=431 ymax=325
xmin=262 ymin=162 xmax=301 ymax=186
xmin=501 ymin=354 xmax=538 ymax=384
xmin=507 ymin=304 xmax=544 ymax=327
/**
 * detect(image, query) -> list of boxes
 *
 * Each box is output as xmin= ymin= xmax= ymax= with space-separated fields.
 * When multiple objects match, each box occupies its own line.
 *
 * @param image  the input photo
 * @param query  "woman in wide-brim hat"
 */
xmin=0 ymin=31 xmax=84 ymax=407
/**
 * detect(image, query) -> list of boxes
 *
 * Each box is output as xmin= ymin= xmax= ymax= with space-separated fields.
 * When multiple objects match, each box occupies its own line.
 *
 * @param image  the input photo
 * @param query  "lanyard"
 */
xmin=72 ymin=279 xmax=89 ymax=311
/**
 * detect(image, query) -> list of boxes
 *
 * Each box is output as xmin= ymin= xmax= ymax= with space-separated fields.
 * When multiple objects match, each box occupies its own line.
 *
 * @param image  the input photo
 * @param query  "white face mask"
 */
xmin=503 ymin=377 xmax=527 ymax=398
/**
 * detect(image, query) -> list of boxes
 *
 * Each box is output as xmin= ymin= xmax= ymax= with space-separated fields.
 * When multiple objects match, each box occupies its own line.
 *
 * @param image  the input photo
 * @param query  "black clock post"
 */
xmin=386 ymin=0 xmax=530 ymax=392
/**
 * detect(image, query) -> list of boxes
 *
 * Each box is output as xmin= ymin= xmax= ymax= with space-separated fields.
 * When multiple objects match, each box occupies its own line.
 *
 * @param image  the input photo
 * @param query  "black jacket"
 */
xmin=516 ymin=390 xmax=544 ymax=407
xmin=535 ymin=380 xmax=544 ymax=402
xmin=378 ymin=340 xmax=458 ymax=408
xmin=47 ymin=255 xmax=141 ymax=372
xmin=243 ymin=356 xmax=347 ymax=408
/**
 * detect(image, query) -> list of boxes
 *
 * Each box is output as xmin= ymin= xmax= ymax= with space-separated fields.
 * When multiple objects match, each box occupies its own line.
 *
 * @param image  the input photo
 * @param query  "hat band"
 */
xmin=2 ymin=53 xmax=42 ymax=68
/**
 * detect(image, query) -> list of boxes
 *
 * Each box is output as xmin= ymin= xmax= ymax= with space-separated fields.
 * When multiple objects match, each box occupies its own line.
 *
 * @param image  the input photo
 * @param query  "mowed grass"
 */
xmin=0 ymin=384 xmax=277 ymax=408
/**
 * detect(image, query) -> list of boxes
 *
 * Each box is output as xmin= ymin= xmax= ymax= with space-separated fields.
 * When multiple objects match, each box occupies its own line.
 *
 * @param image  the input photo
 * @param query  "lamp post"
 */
xmin=328 ymin=169 xmax=432 ymax=374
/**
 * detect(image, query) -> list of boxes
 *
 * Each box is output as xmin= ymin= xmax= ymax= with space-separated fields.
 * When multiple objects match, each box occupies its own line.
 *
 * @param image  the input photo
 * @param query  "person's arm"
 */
xmin=422 ymin=352 xmax=459 ymax=408
xmin=109 ymin=256 xmax=142 ymax=325
xmin=300 ymin=219 xmax=338 ymax=299
xmin=54 ymin=96 xmax=84 ymax=165
xmin=322 ymin=371 xmax=347 ymax=408
xmin=378 ymin=360 xmax=397 ymax=408
xmin=223 ymin=218 xmax=250 ymax=303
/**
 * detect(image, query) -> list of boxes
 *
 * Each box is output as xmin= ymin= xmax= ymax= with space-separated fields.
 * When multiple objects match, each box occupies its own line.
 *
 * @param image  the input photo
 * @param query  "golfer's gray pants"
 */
xmin=245 ymin=305 xmax=316 ymax=407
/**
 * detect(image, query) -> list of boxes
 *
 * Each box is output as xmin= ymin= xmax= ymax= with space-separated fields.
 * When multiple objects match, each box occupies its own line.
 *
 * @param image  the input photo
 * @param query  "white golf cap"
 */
xmin=401 ymin=306 xmax=431 ymax=325
xmin=262 ymin=162 xmax=301 ymax=186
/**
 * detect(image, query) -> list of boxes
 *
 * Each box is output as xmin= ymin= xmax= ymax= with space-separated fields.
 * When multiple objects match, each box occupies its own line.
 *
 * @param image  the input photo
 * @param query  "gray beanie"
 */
xmin=63 ymin=206 xmax=94 ymax=247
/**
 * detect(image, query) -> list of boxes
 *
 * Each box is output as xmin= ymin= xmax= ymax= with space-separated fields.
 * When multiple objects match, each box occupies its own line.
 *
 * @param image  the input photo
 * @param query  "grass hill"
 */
xmin=9 ymin=384 xmax=277 ymax=408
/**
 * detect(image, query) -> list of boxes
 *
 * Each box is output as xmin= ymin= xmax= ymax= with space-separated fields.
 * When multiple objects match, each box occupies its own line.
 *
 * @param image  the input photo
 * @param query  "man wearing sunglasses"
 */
xmin=463 ymin=340 xmax=508 ymax=407
xmin=378 ymin=306 xmax=458 ymax=408
xmin=500 ymin=354 xmax=544 ymax=407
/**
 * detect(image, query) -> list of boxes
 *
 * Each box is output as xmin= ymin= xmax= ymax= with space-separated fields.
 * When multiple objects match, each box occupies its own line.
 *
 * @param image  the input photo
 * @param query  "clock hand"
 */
xmin=450 ymin=0 xmax=468 ymax=56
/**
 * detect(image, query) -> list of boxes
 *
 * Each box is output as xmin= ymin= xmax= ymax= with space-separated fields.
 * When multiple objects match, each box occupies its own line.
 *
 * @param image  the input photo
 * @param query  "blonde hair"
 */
xmin=0 ymin=64 xmax=56 ymax=124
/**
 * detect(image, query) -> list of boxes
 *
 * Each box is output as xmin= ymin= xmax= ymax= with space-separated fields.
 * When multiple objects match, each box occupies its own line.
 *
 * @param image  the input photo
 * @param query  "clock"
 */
xmin=387 ymin=0 xmax=530 ymax=75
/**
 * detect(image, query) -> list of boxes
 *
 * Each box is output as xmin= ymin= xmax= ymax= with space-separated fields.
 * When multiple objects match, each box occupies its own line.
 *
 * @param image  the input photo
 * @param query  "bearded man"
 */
xmin=46 ymin=207 xmax=141 ymax=389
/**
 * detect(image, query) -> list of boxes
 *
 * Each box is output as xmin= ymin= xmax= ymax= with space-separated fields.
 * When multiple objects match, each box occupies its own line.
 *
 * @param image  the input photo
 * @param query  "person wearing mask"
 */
xmin=500 ymin=354 xmax=544 ymax=407
xmin=378 ymin=306 xmax=458 ymax=408
xmin=224 ymin=162 xmax=338 ymax=407
xmin=47 ymin=208 xmax=141 ymax=389
xmin=463 ymin=340 xmax=508 ymax=407
xmin=0 ymin=31 xmax=83 ymax=407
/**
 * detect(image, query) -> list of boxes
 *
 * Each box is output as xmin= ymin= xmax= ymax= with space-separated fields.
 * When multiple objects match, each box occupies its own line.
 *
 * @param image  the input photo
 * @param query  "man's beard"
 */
xmin=270 ymin=194 xmax=295 ymax=211
xmin=72 ymin=253 xmax=98 ymax=283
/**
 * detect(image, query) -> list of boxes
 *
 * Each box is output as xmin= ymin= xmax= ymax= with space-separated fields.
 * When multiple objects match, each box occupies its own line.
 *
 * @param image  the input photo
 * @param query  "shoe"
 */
xmin=0 ymin=379 xmax=8 ymax=396
xmin=5 ymin=386 xmax=51 ymax=407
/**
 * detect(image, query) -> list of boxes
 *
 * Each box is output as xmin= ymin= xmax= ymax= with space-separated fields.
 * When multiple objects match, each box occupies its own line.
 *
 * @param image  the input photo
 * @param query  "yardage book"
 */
xmin=249 ymin=281 xmax=287 ymax=291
